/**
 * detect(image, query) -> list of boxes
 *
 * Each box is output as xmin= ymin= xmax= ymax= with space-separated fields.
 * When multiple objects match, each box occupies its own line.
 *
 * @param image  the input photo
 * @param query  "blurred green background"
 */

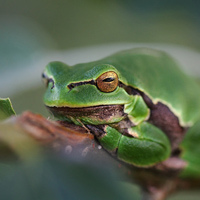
xmin=1 ymin=1 xmax=200 ymax=199
xmin=1 ymin=0 xmax=200 ymax=50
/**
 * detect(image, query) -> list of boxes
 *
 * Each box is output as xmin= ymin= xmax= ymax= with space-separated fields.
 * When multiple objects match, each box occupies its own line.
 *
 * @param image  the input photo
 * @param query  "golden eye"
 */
xmin=96 ymin=71 xmax=118 ymax=93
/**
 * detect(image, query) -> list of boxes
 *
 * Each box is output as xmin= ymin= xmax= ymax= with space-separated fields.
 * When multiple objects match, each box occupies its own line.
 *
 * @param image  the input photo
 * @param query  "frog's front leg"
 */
xmin=88 ymin=95 xmax=171 ymax=167
xmin=88 ymin=122 xmax=171 ymax=167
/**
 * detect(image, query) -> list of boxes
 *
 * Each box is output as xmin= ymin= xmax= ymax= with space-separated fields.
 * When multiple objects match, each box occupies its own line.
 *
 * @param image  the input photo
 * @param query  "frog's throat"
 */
xmin=46 ymin=104 xmax=127 ymax=125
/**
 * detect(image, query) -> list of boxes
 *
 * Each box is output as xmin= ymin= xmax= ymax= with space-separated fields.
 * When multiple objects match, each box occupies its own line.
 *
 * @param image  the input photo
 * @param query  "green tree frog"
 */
xmin=42 ymin=48 xmax=200 ymax=178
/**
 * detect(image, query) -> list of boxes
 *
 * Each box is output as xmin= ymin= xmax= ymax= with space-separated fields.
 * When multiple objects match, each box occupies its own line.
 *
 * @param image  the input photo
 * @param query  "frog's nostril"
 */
xmin=48 ymin=79 xmax=55 ymax=89
xmin=42 ymin=73 xmax=48 ymax=87
xmin=42 ymin=72 xmax=55 ymax=89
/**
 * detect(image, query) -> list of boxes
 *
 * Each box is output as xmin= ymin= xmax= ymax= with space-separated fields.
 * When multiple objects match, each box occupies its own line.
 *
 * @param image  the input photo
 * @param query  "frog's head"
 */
xmin=42 ymin=61 xmax=133 ymax=125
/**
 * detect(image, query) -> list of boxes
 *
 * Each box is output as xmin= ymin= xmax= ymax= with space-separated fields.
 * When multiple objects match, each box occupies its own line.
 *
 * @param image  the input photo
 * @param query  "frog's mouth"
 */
xmin=46 ymin=104 xmax=127 ymax=125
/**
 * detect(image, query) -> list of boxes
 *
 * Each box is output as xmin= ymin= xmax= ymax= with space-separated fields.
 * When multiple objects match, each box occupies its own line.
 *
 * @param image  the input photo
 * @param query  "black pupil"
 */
xmin=103 ymin=77 xmax=115 ymax=82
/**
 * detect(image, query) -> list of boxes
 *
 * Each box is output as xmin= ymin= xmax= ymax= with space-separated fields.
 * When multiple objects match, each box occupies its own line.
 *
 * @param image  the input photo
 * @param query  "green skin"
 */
xmin=43 ymin=48 xmax=200 ymax=178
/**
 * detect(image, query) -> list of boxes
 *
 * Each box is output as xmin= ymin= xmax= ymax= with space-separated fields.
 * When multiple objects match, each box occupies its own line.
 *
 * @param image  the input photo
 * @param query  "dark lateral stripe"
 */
xmin=67 ymin=79 xmax=133 ymax=92
xmin=67 ymin=80 xmax=96 ymax=90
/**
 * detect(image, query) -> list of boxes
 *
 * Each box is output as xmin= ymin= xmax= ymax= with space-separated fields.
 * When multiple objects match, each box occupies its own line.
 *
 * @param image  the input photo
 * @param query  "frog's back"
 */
xmin=100 ymin=48 xmax=200 ymax=126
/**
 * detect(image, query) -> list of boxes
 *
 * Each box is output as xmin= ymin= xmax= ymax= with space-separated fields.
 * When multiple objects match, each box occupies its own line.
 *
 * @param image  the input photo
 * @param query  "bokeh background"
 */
xmin=1 ymin=1 xmax=200 ymax=199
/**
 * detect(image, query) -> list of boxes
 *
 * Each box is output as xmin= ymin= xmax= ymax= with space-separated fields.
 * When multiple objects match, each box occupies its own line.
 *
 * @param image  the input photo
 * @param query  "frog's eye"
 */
xmin=96 ymin=71 xmax=118 ymax=93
